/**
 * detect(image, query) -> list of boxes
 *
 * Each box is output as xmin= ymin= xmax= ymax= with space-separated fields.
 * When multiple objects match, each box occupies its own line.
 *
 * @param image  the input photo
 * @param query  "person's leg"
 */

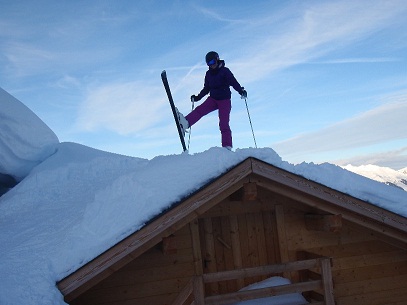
xmin=217 ymin=99 xmax=232 ymax=148
xmin=185 ymin=97 xmax=217 ymax=127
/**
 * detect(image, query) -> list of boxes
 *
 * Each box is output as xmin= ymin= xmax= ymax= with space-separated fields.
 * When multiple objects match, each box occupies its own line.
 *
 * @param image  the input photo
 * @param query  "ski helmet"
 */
xmin=205 ymin=51 xmax=219 ymax=65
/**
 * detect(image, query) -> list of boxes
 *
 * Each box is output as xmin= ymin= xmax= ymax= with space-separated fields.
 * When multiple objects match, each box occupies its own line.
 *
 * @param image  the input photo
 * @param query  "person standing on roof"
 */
xmin=177 ymin=51 xmax=247 ymax=150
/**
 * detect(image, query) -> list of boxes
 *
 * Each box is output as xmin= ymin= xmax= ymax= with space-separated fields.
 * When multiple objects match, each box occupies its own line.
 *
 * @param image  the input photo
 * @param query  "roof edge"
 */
xmin=250 ymin=158 xmax=407 ymax=235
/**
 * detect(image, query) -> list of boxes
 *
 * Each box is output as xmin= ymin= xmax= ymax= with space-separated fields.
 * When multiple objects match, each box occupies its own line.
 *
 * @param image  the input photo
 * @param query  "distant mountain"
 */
xmin=342 ymin=164 xmax=407 ymax=192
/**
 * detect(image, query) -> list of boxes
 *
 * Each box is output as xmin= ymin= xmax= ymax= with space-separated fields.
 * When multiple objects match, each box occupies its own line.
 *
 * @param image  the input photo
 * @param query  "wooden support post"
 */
xmin=190 ymin=219 xmax=203 ymax=275
xmin=320 ymin=258 xmax=335 ymax=305
xmin=275 ymin=205 xmax=290 ymax=279
xmin=275 ymin=206 xmax=289 ymax=262
xmin=193 ymin=276 xmax=205 ymax=305
xmin=203 ymin=217 xmax=218 ymax=294
xmin=229 ymin=215 xmax=245 ymax=289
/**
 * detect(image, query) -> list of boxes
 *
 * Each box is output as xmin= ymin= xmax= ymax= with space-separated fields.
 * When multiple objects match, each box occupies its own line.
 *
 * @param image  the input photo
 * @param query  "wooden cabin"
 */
xmin=58 ymin=158 xmax=407 ymax=305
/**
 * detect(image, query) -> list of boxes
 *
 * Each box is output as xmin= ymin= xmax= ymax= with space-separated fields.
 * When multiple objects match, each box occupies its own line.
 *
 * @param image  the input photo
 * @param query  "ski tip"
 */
xmin=161 ymin=70 xmax=167 ymax=79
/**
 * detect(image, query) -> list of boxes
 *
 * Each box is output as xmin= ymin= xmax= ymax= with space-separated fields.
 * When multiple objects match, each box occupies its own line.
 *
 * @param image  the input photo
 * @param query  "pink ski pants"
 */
xmin=186 ymin=97 xmax=232 ymax=147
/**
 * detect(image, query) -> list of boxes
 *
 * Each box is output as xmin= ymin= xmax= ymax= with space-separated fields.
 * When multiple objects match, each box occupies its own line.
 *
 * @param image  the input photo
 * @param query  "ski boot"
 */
xmin=176 ymin=108 xmax=189 ymax=137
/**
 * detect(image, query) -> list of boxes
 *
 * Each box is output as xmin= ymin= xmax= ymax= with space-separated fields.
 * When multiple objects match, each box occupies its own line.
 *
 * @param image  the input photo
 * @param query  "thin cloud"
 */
xmin=228 ymin=0 xmax=407 ymax=82
xmin=54 ymin=75 xmax=82 ymax=89
xmin=75 ymin=81 xmax=166 ymax=135
xmin=194 ymin=5 xmax=246 ymax=24
xmin=3 ymin=42 xmax=56 ymax=77
xmin=0 ymin=3 xmax=129 ymax=79
xmin=3 ymin=39 xmax=120 ymax=78
xmin=273 ymin=94 xmax=407 ymax=156
xmin=334 ymin=147 xmax=407 ymax=170
xmin=309 ymin=57 xmax=401 ymax=64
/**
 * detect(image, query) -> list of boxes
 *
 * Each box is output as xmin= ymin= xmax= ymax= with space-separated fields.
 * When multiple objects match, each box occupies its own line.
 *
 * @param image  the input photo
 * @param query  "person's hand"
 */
xmin=240 ymin=88 xmax=247 ymax=99
xmin=191 ymin=95 xmax=198 ymax=102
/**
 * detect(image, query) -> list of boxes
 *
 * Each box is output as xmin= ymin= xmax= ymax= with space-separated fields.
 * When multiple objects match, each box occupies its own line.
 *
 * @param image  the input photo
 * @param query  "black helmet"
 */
xmin=205 ymin=51 xmax=219 ymax=65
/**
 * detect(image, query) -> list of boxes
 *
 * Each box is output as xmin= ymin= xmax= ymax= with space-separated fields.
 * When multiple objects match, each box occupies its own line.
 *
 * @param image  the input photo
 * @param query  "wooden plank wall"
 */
xmin=198 ymin=209 xmax=281 ymax=296
xmin=71 ymin=225 xmax=196 ymax=305
xmin=283 ymin=204 xmax=407 ymax=305
xmin=70 ymin=193 xmax=282 ymax=305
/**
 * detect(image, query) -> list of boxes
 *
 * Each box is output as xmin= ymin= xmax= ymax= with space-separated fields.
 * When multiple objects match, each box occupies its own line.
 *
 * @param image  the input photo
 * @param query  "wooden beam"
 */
xmin=203 ymin=217 xmax=218 ymax=294
xmin=275 ymin=205 xmax=289 ymax=263
xmin=170 ymin=278 xmax=193 ymax=305
xmin=193 ymin=276 xmax=205 ymax=305
xmin=189 ymin=220 xmax=203 ymax=276
xmin=201 ymin=258 xmax=334 ymax=305
xmin=305 ymin=214 xmax=342 ymax=233
xmin=216 ymin=236 xmax=231 ymax=249
xmin=320 ymin=258 xmax=335 ymax=305
xmin=250 ymin=158 xmax=407 ymax=238
xmin=251 ymin=173 xmax=407 ymax=246
xmin=243 ymin=182 xmax=257 ymax=201
xmin=204 ymin=280 xmax=322 ymax=305
xmin=203 ymin=259 xmax=322 ymax=283
xmin=162 ymin=235 xmax=177 ymax=255
xmin=229 ymin=215 xmax=244 ymax=289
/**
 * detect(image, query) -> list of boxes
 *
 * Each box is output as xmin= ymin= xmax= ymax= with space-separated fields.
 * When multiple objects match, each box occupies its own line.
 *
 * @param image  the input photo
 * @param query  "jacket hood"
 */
xmin=209 ymin=59 xmax=225 ymax=74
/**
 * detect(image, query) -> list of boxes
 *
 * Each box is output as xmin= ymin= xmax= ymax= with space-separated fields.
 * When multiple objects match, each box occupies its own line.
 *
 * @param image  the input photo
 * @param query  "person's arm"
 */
xmin=196 ymin=74 xmax=210 ymax=100
xmin=226 ymin=68 xmax=244 ymax=95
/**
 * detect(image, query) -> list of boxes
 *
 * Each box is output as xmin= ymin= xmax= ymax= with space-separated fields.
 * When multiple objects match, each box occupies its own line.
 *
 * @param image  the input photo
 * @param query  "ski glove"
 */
xmin=240 ymin=88 xmax=247 ymax=99
xmin=191 ymin=95 xmax=199 ymax=102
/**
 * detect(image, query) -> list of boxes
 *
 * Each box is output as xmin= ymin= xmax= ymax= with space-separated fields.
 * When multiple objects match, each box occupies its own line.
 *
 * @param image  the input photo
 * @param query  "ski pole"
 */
xmin=244 ymin=97 xmax=258 ymax=148
xmin=187 ymin=98 xmax=195 ymax=151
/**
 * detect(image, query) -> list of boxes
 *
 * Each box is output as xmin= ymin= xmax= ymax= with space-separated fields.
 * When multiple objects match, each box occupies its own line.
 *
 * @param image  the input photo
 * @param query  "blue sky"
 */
xmin=1 ymin=0 xmax=406 ymax=169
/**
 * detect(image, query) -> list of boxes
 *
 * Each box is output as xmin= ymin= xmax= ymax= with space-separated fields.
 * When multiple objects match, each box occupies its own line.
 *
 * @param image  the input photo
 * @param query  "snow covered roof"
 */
xmin=0 ymin=88 xmax=406 ymax=305
xmin=58 ymin=153 xmax=407 ymax=302
xmin=1 ymin=145 xmax=406 ymax=305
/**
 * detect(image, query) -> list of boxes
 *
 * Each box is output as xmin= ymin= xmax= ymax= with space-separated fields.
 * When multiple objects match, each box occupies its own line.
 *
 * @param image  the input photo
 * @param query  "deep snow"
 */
xmin=0 ymin=88 xmax=59 ymax=182
xmin=1 ymin=88 xmax=406 ymax=305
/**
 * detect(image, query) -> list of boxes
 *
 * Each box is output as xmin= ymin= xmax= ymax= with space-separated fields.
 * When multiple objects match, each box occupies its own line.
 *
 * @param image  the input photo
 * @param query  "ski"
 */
xmin=161 ymin=70 xmax=187 ymax=152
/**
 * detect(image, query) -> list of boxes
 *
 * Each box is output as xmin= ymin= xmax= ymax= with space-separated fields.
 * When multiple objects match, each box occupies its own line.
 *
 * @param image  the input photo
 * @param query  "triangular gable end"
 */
xmin=57 ymin=158 xmax=407 ymax=303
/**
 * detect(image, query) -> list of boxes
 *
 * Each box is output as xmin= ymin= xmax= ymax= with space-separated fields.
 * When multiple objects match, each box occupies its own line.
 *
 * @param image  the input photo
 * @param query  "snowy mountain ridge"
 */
xmin=343 ymin=164 xmax=407 ymax=192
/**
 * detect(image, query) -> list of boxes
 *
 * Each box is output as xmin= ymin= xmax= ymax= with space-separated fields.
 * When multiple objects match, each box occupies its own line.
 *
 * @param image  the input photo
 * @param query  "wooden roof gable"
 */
xmin=58 ymin=157 xmax=407 ymax=301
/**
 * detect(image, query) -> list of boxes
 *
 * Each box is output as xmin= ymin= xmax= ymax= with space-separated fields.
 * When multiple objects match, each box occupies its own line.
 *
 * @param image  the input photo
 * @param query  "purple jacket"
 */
xmin=196 ymin=60 xmax=244 ymax=101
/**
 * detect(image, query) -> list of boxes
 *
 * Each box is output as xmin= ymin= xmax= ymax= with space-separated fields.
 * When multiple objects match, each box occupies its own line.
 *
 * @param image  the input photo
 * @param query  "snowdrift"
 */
xmin=0 ymin=87 xmax=59 ymax=181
